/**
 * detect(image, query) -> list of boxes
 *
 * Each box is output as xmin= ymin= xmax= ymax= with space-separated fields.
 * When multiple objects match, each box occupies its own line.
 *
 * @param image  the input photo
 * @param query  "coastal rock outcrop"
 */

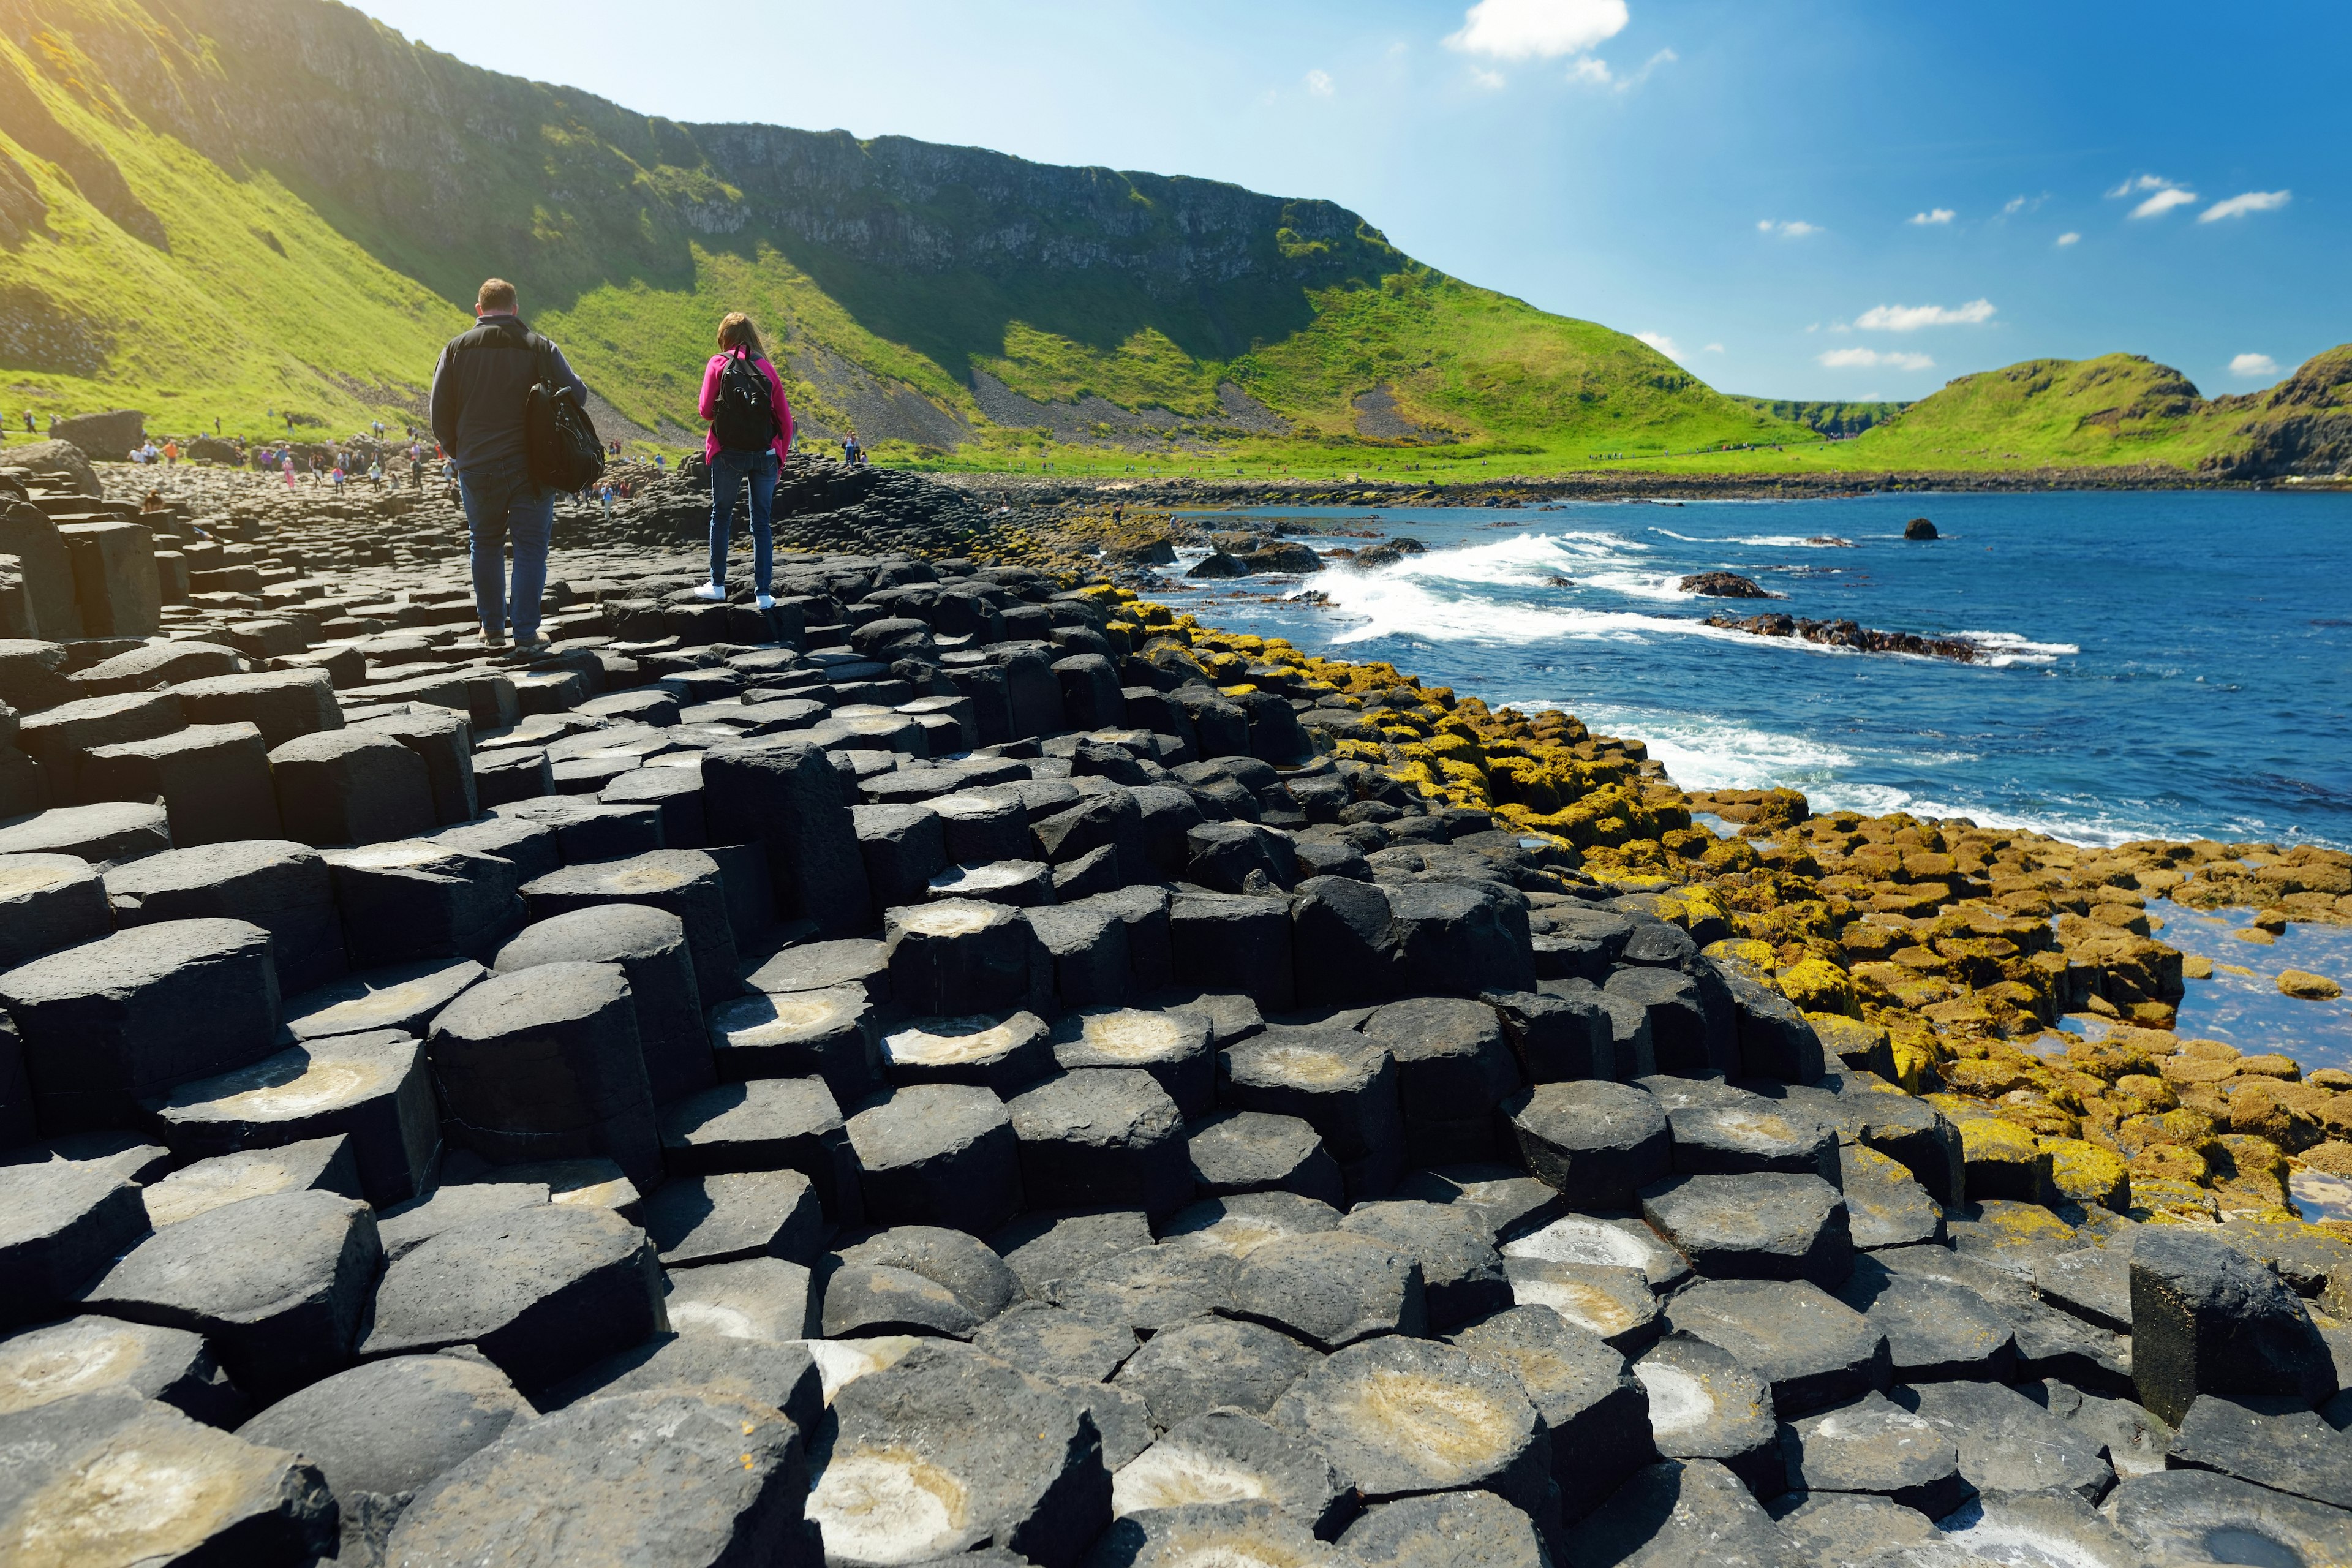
xmin=1705 ymin=612 xmax=1980 ymax=662
xmin=1678 ymin=572 xmax=1774 ymax=598
xmin=0 ymin=450 xmax=2345 ymax=1568
xmin=1903 ymin=518 xmax=1939 ymax=540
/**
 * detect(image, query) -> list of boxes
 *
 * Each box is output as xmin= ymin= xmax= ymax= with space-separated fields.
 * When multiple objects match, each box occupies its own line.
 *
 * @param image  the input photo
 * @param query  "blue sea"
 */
xmin=1155 ymin=488 xmax=2352 ymax=1071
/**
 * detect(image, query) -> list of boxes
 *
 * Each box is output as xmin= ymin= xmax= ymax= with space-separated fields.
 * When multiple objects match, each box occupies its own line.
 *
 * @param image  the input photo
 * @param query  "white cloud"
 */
xmin=1702 ymin=342 xmax=1724 ymax=353
xmin=1446 ymin=0 xmax=1629 ymax=60
xmin=1566 ymin=45 xmax=1675 ymax=89
xmin=1853 ymin=299 xmax=1996 ymax=331
xmin=1470 ymin=67 xmax=1506 ymax=89
xmin=2056 ymin=232 xmax=2080 ymax=246
xmin=1757 ymin=219 xmax=1819 ymax=238
xmin=2230 ymin=353 xmax=2281 ymax=379
xmin=1909 ymin=208 xmax=1956 ymax=226
xmin=2131 ymin=187 xmax=2198 ymax=219
xmin=1635 ymin=331 xmax=1684 ymax=359
xmin=2003 ymin=195 xmax=2027 ymax=216
xmin=1819 ymin=347 xmax=1935 ymax=371
xmin=1305 ymin=69 xmax=1335 ymax=96
xmin=2200 ymin=189 xmax=2290 ymax=222
xmin=2108 ymin=173 xmax=2177 ymax=198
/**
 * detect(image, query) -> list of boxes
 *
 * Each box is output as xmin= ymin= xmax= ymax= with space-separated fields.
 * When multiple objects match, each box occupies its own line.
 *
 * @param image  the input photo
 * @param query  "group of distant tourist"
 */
xmin=428 ymin=277 xmax=801 ymax=651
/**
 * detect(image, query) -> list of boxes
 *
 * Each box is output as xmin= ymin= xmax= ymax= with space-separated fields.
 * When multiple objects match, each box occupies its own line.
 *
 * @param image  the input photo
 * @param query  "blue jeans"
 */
xmin=709 ymin=448 xmax=778 ymax=592
xmin=457 ymin=458 xmax=556 ymax=639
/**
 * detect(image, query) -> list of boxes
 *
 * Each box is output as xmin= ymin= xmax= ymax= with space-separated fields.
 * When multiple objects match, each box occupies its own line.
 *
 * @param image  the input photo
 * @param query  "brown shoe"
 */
xmin=478 ymin=627 xmax=508 ymax=649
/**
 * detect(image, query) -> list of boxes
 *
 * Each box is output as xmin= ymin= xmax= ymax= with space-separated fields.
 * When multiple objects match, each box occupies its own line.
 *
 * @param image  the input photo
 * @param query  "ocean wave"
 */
xmin=1961 ymin=630 xmax=2081 ymax=667
xmin=1648 ymin=528 xmax=1858 ymax=548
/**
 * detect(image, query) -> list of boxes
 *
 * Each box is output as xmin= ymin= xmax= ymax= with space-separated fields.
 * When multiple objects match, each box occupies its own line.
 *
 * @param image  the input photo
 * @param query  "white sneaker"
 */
xmin=755 ymin=592 xmax=776 ymax=610
xmin=690 ymin=582 xmax=727 ymax=602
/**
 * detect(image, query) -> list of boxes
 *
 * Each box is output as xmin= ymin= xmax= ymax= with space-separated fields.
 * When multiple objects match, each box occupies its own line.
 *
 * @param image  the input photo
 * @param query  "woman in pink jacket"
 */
xmin=692 ymin=312 xmax=795 ymax=607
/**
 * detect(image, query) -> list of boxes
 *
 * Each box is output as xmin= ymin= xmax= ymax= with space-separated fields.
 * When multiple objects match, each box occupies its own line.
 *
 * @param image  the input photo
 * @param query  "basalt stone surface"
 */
xmin=1 ymin=518 xmax=2304 ymax=1567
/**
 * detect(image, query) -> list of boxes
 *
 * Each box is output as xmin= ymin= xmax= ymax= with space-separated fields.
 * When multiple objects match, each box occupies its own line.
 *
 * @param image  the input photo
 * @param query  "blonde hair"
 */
xmin=477 ymin=278 xmax=517 ymax=312
xmin=717 ymin=312 xmax=764 ymax=356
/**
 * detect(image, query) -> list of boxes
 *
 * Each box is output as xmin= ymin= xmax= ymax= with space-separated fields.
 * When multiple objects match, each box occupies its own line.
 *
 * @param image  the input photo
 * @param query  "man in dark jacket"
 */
xmin=428 ymin=278 xmax=589 ymax=651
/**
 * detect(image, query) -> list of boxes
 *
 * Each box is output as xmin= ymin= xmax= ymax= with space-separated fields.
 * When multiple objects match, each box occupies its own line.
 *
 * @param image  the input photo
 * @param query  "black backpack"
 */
xmin=712 ymin=349 xmax=776 ymax=453
xmin=524 ymin=334 xmax=606 ymax=492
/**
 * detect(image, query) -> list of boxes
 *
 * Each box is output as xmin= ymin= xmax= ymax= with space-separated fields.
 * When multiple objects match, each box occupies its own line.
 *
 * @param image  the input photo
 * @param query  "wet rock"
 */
xmin=1680 ymin=571 xmax=1774 ymax=598
xmin=1935 ymin=1490 xmax=2144 ymax=1568
xmin=1565 ymin=1457 xmax=1793 ymax=1568
xmin=1632 ymin=1333 xmax=1784 ymax=1499
xmin=1904 ymin=517 xmax=1939 ymax=540
xmin=0 ymin=1313 xmax=241 ymax=1425
xmin=1778 ymin=1389 xmax=1967 ymax=1517
xmin=1113 ymin=1409 xmax=1351 ymax=1536
xmin=0 ymin=1387 xmax=335 ymax=1566
xmin=1504 ymin=1079 xmax=1670 ymax=1212
xmin=1660 ymin=1278 xmax=1890 ymax=1416
xmin=2131 ymin=1224 xmax=2335 ymax=1423
xmin=2101 ymin=1467 xmax=2352 ymax=1567
xmin=1111 ymin=1312 xmax=1320 ymax=1432
xmin=807 ymin=1340 xmax=1108 ymax=1566
xmin=388 ymin=1386 xmax=815 ymax=1568
xmin=80 ymin=1188 xmax=379 ymax=1403
xmin=1453 ymin=1302 xmax=1655 ymax=1520
xmin=359 ymin=1202 xmax=666 ymax=1396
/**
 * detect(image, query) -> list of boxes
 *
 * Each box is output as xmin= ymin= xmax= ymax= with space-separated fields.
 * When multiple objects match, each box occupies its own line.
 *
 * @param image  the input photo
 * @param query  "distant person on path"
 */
xmin=429 ymin=276 xmax=589 ymax=652
xmin=20 ymin=412 xmax=31 ymax=434
xmin=281 ymin=454 xmax=295 ymax=489
xmin=164 ymin=439 xmax=179 ymax=467
xmin=691 ymin=312 xmax=794 ymax=608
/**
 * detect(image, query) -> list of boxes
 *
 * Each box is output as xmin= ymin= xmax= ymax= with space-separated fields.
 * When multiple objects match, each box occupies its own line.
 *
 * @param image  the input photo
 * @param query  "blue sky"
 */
xmin=355 ymin=0 xmax=2341 ymax=402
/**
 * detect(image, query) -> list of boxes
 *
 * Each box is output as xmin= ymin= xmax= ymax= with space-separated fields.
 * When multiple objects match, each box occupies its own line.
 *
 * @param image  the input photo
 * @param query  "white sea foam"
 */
xmin=1648 ymin=528 xmax=1857 ymax=548
xmin=1961 ymin=630 xmax=2081 ymax=666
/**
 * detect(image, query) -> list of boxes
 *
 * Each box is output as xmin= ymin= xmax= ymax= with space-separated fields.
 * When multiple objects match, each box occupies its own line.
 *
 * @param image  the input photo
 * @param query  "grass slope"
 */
xmin=0 ymin=0 xmax=1812 ymax=466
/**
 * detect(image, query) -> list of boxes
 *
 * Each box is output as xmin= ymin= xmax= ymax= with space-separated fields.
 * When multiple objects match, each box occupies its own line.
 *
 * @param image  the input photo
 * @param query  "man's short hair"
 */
xmin=477 ymin=278 xmax=518 ymax=313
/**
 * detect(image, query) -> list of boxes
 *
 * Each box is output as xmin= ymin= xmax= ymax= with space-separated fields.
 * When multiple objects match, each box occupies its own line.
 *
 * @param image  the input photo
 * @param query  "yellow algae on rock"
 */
xmin=2040 ymin=1137 xmax=2131 ymax=1212
xmin=2279 ymin=969 xmax=2344 ymax=1000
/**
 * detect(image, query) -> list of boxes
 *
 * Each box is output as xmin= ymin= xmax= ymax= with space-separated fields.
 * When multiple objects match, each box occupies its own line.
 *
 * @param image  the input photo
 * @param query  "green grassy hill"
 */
xmin=0 ymin=0 xmax=1808 ymax=470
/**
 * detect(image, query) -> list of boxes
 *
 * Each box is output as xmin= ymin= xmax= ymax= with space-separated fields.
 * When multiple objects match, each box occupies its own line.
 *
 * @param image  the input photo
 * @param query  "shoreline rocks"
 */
xmin=0 ymin=453 xmax=2345 ymax=1564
